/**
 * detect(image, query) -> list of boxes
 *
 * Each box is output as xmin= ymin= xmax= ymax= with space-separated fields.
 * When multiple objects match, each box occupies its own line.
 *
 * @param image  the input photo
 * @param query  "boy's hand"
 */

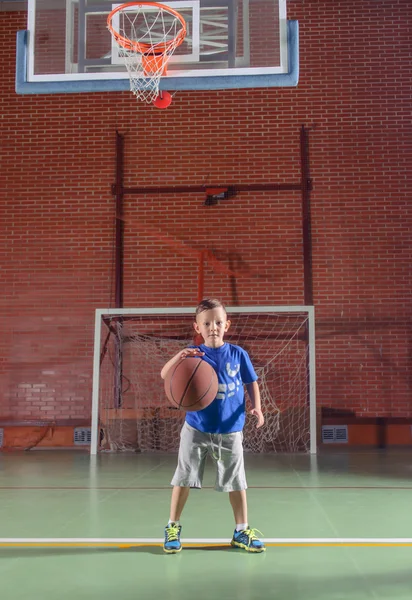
xmin=250 ymin=408 xmax=264 ymax=428
xmin=180 ymin=348 xmax=205 ymax=359
xmin=161 ymin=348 xmax=205 ymax=380
xmin=160 ymin=348 xmax=204 ymax=379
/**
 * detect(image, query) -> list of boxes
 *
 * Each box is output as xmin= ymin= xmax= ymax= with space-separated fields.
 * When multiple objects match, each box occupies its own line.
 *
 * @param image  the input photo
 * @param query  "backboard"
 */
xmin=16 ymin=0 xmax=298 ymax=93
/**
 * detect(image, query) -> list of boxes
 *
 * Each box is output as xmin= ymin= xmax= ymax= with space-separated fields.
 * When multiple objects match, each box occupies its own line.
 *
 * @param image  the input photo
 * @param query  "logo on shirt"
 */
xmin=216 ymin=362 xmax=241 ymax=400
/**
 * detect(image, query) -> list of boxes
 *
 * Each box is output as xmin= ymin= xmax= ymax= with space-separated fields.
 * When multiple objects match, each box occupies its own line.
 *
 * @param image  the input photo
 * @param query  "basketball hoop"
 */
xmin=107 ymin=2 xmax=187 ymax=108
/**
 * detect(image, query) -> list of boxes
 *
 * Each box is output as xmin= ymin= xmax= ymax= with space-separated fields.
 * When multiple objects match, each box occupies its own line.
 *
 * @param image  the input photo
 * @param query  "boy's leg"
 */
xmin=229 ymin=489 xmax=265 ymax=553
xmin=229 ymin=489 xmax=248 ymax=524
xmin=164 ymin=423 xmax=208 ymax=554
xmin=170 ymin=485 xmax=190 ymax=521
xmin=211 ymin=432 xmax=265 ymax=553
xmin=164 ymin=486 xmax=189 ymax=554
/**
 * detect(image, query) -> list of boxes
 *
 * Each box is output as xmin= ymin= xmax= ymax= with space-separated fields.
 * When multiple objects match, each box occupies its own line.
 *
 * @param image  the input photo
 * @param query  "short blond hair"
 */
xmin=195 ymin=298 xmax=227 ymax=317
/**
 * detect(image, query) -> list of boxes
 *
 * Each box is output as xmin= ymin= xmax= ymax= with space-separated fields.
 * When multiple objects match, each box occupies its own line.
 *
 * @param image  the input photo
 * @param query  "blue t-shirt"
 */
xmin=185 ymin=343 xmax=257 ymax=434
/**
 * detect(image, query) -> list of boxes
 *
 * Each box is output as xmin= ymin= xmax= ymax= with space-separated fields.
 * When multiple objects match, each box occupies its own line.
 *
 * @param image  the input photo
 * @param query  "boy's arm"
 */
xmin=246 ymin=381 xmax=264 ymax=428
xmin=160 ymin=347 xmax=205 ymax=380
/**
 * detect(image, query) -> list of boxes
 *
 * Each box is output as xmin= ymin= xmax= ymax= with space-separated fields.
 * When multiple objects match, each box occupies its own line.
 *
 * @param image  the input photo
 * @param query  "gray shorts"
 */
xmin=171 ymin=422 xmax=247 ymax=492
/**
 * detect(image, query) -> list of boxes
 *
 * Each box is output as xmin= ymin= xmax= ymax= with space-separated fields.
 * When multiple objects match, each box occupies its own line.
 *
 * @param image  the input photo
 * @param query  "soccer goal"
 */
xmin=91 ymin=306 xmax=316 ymax=455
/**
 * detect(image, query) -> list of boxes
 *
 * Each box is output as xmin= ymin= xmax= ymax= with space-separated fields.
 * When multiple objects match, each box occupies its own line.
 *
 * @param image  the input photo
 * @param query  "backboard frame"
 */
xmin=16 ymin=0 xmax=299 ymax=93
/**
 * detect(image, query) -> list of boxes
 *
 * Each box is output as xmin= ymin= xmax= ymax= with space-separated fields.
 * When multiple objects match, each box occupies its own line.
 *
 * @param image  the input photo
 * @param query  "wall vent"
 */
xmin=322 ymin=425 xmax=348 ymax=444
xmin=74 ymin=427 xmax=91 ymax=445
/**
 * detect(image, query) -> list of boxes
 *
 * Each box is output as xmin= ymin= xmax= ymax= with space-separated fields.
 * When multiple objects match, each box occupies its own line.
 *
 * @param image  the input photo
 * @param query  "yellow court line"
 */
xmin=268 ymin=543 xmax=412 ymax=547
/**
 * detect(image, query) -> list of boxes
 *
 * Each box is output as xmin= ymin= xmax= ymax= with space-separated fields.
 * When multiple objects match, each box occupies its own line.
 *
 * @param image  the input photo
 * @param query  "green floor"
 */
xmin=1 ymin=450 xmax=412 ymax=599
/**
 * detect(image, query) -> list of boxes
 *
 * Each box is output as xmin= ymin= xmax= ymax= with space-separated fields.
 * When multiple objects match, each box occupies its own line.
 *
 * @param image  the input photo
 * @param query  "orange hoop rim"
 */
xmin=107 ymin=2 xmax=187 ymax=55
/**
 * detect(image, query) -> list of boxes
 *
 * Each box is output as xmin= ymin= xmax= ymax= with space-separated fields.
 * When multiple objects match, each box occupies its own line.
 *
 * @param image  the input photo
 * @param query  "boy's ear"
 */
xmin=193 ymin=332 xmax=204 ymax=345
xmin=193 ymin=321 xmax=200 ymax=333
xmin=225 ymin=319 xmax=231 ymax=331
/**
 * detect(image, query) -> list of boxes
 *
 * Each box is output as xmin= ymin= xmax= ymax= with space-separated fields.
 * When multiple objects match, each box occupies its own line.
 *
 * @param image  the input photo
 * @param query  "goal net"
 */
xmin=91 ymin=307 xmax=316 ymax=454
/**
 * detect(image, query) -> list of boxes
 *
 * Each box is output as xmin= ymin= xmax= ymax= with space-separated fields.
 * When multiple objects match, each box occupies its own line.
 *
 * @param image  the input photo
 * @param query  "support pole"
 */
xmin=198 ymin=250 xmax=205 ymax=303
xmin=113 ymin=132 xmax=125 ymax=410
xmin=300 ymin=126 xmax=316 ymax=450
xmin=114 ymin=131 xmax=124 ymax=309
xmin=300 ymin=125 xmax=314 ymax=306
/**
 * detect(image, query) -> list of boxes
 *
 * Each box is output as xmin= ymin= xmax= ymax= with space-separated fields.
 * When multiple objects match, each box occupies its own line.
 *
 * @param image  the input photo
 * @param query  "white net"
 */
xmin=96 ymin=309 xmax=314 ymax=453
xmin=108 ymin=3 xmax=186 ymax=103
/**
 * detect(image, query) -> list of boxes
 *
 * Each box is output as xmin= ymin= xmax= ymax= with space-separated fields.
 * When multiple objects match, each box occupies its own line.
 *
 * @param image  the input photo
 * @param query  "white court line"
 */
xmin=1 ymin=538 xmax=412 ymax=547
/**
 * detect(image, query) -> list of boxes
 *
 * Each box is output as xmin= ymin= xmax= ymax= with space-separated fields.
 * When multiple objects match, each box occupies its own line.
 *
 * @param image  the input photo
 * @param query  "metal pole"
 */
xmin=300 ymin=126 xmax=316 ymax=452
xmin=114 ymin=131 xmax=124 ymax=309
xmin=300 ymin=125 xmax=314 ymax=306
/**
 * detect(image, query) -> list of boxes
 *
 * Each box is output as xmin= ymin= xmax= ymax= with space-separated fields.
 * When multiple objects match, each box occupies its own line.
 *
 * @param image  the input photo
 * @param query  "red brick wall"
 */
xmin=0 ymin=1 xmax=411 ymax=429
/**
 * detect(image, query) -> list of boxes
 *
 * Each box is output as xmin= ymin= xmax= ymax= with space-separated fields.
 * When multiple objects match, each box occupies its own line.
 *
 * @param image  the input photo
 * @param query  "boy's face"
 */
xmin=194 ymin=307 xmax=231 ymax=348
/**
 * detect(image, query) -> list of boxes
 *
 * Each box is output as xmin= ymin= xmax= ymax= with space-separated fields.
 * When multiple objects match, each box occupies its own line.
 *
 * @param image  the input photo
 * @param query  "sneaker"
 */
xmin=231 ymin=527 xmax=266 ymax=553
xmin=163 ymin=522 xmax=182 ymax=554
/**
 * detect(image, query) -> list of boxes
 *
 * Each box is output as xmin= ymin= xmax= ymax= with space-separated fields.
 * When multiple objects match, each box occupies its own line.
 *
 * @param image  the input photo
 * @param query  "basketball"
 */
xmin=164 ymin=357 xmax=218 ymax=412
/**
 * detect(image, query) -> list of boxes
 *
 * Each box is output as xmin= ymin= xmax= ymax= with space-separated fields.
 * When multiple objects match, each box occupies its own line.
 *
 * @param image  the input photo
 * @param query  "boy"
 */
xmin=160 ymin=298 xmax=265 ymax=553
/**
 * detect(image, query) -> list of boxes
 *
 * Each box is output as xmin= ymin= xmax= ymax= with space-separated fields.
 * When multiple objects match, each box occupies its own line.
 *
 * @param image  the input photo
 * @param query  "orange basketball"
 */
xmin=164 ymin=357 xmax=218 ymax=412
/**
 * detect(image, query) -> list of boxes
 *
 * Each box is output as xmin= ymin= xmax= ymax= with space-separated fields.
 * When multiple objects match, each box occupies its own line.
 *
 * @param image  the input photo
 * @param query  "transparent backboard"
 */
xmin=17 ymin=0 xmax=298 ymax=92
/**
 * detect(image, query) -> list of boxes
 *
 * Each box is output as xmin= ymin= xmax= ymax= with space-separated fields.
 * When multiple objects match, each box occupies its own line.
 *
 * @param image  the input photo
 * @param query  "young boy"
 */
xmin=160 ymin=298 xmax=265 ymax=553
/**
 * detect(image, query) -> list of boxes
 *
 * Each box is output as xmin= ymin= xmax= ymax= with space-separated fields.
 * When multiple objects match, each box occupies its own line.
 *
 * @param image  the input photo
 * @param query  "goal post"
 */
xmin=91 ymin=306 xmax=316 ymax=455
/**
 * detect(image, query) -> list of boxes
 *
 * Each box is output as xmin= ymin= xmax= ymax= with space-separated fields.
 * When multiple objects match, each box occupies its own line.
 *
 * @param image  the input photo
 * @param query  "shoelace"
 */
xmin=166 ymin=524 xmax=180 ymax=542
xmin=240 ymin=528 xmax=264 ymax=545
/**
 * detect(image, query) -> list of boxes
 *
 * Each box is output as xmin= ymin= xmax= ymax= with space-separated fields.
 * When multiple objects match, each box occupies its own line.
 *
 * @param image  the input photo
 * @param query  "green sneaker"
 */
xmin=163 ymin=522 xmax=182 ymax=554
xmin=231 ymin=527 xmax=266 ymax=553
